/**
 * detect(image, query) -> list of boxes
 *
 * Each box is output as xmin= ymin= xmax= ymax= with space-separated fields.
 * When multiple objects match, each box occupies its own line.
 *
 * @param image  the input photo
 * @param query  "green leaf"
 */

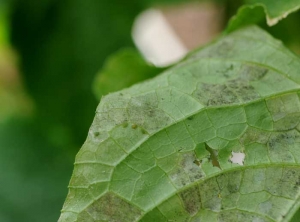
xmin=227 ymin=0 xmax=300 ymax=32
xmin=59 ymin=26 xmax=300 ymax=221
xmin=93 ymin=48 xmax=164 ymax=99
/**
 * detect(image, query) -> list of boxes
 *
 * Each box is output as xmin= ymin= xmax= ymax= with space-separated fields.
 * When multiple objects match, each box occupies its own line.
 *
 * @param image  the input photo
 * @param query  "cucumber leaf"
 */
xmin=59 ymin=26 xmax=300 ymax=222
xmin=227 ymin=0 xmax=300 ymax=32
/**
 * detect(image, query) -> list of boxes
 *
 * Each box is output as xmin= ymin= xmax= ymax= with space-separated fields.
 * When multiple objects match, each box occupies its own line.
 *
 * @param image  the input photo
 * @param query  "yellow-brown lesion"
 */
xmin=205 ymin=143 xmax=221 ymax=169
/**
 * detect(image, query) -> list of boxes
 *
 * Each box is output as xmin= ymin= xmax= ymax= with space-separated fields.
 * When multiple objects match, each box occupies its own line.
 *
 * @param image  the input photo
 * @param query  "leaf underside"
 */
xmin=59 ymin=26 xmax=300 ymax=222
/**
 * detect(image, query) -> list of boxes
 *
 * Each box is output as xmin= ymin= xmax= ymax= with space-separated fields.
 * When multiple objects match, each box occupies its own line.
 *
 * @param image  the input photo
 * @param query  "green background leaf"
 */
xmin=246 ymin=0 xmax=300 ymax=25
xmin=93 ymin=48 xmax=164 ymax=99
xmin=227 ymin=0 xmax=300 ymax=32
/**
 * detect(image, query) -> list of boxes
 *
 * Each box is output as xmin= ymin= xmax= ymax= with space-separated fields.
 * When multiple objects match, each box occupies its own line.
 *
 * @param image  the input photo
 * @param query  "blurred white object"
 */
xmin=132 ymin=9 xmax=188 ymax=67
xmin=132 ymin=3 xmax=223 ymax=67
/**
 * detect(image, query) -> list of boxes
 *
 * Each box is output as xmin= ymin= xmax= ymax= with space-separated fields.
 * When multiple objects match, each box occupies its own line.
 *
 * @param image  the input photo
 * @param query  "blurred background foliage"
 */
xmin=0 ymin=0 xmax=300 ymax=221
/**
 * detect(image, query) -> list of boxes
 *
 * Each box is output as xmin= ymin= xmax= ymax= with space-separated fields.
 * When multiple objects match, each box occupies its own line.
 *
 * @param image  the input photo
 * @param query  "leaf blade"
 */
xmin=59 ymin=26 xmax=300 ymax=222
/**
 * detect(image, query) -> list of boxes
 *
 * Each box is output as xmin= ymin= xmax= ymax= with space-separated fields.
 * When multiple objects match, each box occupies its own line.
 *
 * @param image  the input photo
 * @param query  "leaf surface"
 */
xmin=59 ymin=26 xmax=300 ymax=222
xmin=227 ymin=0 xmax=300 ymax=32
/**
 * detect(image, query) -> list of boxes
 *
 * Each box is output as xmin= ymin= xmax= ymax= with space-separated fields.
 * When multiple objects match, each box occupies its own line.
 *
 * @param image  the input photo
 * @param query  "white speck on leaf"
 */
xmin=230 ymin=151 xmax=245 ymax=165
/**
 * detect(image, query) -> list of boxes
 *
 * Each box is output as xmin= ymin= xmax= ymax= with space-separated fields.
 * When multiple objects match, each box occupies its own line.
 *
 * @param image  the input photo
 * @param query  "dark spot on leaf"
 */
xmin=194 ymin=174 xmax=203 ymax=180
xmin=240 ymin=65 xmax=268 ymax=81
xmin=216 ymin=64 xmax=234 ymax=78
xmin=227 ymin=78 xmax=260 ymax=102
xmin=141 ymin=129 xmax=147 ymax=134
xmin=268 ymin=132 xmax=300 ymax=162
xmin=187 ymin=116 xmax=194 ymax=120
xmin=193 ymin=159 xmax=201 ymax=166
xmin=131 ymin=124 xmax=138 ymax=129
xmin=147 ymin=109 xmax=156 ymax=117
xmin=294 ymin=176 xmax=300 ymax=189
xmin=180 ymin=178 xmax=187 ymax=186
xmin=94 ymin=132 xmax=100 ymax=137
xmin=179 ymin=186 xmax=201 ymax=216
xmin=227 ymin=184 xmax=239 ymax=193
